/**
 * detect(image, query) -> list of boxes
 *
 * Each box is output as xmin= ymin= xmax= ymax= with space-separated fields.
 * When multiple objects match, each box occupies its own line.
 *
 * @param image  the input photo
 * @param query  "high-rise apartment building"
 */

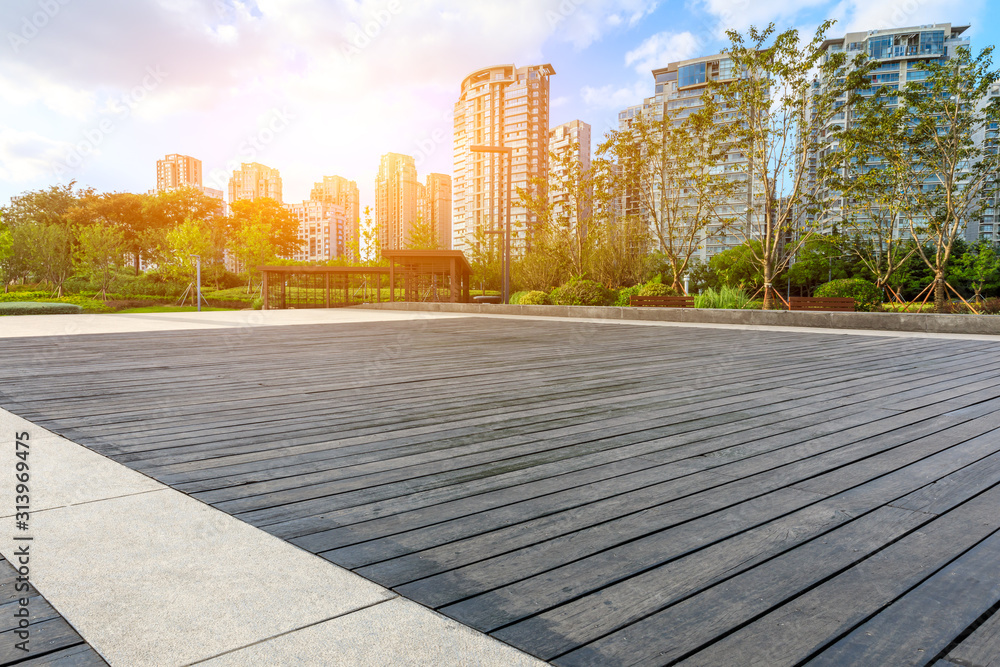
xmin=619 ymin=56 xmax=752 ymax=261
xmin=549 ymin=120 xmax=592 ymax=228
xmin=375 ymin=153 xmax=420 ymax=250
xmin=417 ymin=173 xmax=453 ymax=249
xmin=311 ymin=176 xmax=361 ymax=258
xmin=974 ymin=83 xmax=1000 ymax=245
xmin=156 ymin=154 xmax=202 ymax=191
xmin=810 ymin=24 xmax=972 ymax=240
xmin=228 ymin=162 xmax=283 ymax=203
xmin=287 ymin=200 xmax=348 ymax=262
xmin=452 ymin=63 xmax=556 ymax=254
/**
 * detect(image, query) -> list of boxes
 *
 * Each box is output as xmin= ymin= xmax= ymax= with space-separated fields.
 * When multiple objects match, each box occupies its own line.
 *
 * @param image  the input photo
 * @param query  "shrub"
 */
xmin=0 ymin=291 xmax=112 ymax=313
xmin=549 ymin=278 xmax=615 ymax=306
xmin=200 ymin=286 xmax=256 ymax=303
xmin=615 ymin=284 xmax=644 ymax=307
xmin=978 ymin=297 xmax=1000 ymax=315
xmin=519 ymin=291 xmax=550 ymax=305
xmin=638 ymin=282 xmax=677 ymax=297
xmin=63 ymin=276 xmax=94 ymax=294
xmin=111 ymin=273 xmax=189 ymax=298
xmin=814 ymin=278 xmax=882 ymax=312
xmin=509 ymin=290 xmax=530 ymax=305
xmin=695 ymin=286 xmax=754 ymax=309
xmin=0 ymin=302 xmax=83 ymax=316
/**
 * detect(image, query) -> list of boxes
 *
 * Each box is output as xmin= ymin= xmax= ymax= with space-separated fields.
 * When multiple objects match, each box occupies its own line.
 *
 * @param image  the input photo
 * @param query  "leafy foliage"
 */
xmin=519 ymin=290 xmax=550 ymax=305
xmin=814 ymin=278 xmax=883 ymax=312
xmin=75 ymin=223 xmax=125 ymax=299
xmin=637 ymin=282 xmax=676 ymax=297
xmin=0 ymin=302 xmax=84 ymax=316
xmin=694 ymin=286 xmax=755 ymax=310
xmin=548 ymin=278 xmax=615 ymax=306
xmin=716 ymin=21 xmax=865 ymax=308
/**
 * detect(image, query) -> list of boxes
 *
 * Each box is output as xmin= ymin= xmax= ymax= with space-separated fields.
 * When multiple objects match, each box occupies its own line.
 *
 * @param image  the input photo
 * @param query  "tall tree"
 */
xmin=0 ymin=184 xmax=83 ymax=230
xmin=75 ymin=223 xmax=126 ymax=300
xmin=949 ymin=240 xmax=1000 ymax=300
xmin=717 ymin=21 xmax=862 ymax=308
xmin=405 ymin=212 xmax=440 ymax=250
xmin=67 ymin=191 xmax=148 ymax=275
xmin=599 ymin=96 xmax=735 ymax=294
xmin=24 ymin=223 xmax=74 ymax=296
xmin=889 ymin=47 xmax=1000 ymax=311
xmin=226 ymin=198 xmax=302 ymax=284
xmin=165 ymin=218 xmax=215 ymax=282
xmin=0 ymin=213 xmax=12 ymax=291
xmin=823 ymin=88 xmax=918 ymax=299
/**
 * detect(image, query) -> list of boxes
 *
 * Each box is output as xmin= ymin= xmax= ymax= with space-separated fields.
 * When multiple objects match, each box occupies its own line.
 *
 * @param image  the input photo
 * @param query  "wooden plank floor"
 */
xmin=1 ymin=316 xmax=999 ymax=666
xmin=0 ymin=556 xmax=107 ymax=666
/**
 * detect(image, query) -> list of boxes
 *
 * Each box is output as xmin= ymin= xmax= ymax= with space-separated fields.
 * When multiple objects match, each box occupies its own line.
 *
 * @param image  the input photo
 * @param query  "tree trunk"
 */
xmin=762 ymin=263 xmax=774 ymax=310
xmin=134 ymin=252 xmax=140 ymax=276
xmin=933 ymin=271 xmax=947 ymax=313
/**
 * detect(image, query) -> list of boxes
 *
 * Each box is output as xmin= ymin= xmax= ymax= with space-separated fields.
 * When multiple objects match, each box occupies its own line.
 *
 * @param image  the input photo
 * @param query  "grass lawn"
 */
xmin=114 ymin=306 xmax=238 ymax=314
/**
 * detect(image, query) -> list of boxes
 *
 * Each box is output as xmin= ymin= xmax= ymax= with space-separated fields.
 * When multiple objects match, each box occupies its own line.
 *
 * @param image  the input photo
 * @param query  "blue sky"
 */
xmin=0 ymin=0 xmax=994 ymax=211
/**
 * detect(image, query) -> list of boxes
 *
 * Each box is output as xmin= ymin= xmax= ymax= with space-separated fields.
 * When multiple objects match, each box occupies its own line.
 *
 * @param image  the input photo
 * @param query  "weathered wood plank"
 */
xmin=942 ymin=607 xmax=1000 ymax=667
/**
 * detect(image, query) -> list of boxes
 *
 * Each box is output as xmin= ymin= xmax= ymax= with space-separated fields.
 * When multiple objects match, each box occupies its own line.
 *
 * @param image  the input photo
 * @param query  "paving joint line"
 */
xmin=182 ymin=595 xmax=402 ymax=666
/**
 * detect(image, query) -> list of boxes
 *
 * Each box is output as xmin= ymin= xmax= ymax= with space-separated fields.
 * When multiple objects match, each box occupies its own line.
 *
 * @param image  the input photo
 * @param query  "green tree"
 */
xmin=226 ymin=198 xmax=303 ymax=286
xmin=467 ymin=224 xmax=502 ymax=292
xmin=0 ymin=213 xmax=12 ymax=291
xmin=25 ymin=223 xmax=74 ymax=296
xmin=75 ymin=223 xmax=126 ymax=300
xmin=823 ymin=87 xmax=918 ymax=300
xmin=885 ymin=47 xmax=1000 ymax=311
xmin=357 ymin=206 xmax=385 ymax=265
xmin=786 ymin=235 xmax=865 ymax=294
xmin=165 ymin=218 xmax=215 ymax=281
xmin=598 ymin=96 xmax=735 ymax=294
xmin=0 ymin=184 xmax=82 ymax=230
xmin=67 ymin=191 xmax=148 ymax=275
xmin=717 ymin=21 xmax=863 ymax=308
xmin=519 ymin=139 xmax=600 ymax=280
xmin=709 ymin=242 xmax=765 ymax=290
xmin=405 ymin=212 xmax=440 ymax=250
xmin=949 ymin=241 xmax=1000 ymax=300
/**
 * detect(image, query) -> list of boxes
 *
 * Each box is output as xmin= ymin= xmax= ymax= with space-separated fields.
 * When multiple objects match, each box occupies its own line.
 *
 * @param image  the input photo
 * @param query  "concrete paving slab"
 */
xmin=0 ymin=409 xmax=162 ymax=515
xmin=0 ymin=308 xmax=470 ymax=339
xmin=197 ymin=597 xmax=546 ymax=666
xmin=0 ymin=489 xmax=394 ymax=667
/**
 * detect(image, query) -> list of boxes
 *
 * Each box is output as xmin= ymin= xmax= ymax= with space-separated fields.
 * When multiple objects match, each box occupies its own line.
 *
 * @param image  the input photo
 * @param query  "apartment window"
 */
xmin=920 ymin=31 xmax=944 ymax=55
xmin=678 ymin=63 xmax=706 ymax=88
xmin=868 ymin=36 xmax=893 ymax=59
xmin=719 ymin=58 xmax=734 ymax=81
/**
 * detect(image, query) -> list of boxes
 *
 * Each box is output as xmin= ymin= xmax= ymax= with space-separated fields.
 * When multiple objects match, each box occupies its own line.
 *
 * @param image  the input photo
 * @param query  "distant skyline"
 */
xmin=1 ymin=0 xmax=994 ymax=213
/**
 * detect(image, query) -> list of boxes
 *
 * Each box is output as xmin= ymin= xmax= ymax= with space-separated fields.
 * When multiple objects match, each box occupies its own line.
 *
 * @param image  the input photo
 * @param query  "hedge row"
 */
xmin=0 ymin=302 xmax=83 ymax=316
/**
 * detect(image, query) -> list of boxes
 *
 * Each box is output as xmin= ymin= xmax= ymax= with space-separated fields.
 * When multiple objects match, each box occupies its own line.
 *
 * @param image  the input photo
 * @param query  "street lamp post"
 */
xmin=470 ymin=144 xmax=513 ymax=304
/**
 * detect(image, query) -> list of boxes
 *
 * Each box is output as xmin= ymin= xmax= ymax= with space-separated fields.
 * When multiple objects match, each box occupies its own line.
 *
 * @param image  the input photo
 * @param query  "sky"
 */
xmin=1 ymin=0 xmax=995 ymax=212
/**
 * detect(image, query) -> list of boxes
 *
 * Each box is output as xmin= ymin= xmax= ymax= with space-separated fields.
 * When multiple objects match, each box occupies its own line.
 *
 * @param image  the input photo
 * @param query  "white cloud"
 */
xmin=543 ymin=0 xmax=660 ymax=49
xmin=0 ymin=0 xmax=665 ymax=204
xmin=0 ymin=129 xmax=71 ymax=183
xmin=625 ymin=31 xmax=701 ymax=73
xmin=836 ymin=0 xmax=982 ymax=35
xmin=581 ymin=81 xmax=650 ymax=109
